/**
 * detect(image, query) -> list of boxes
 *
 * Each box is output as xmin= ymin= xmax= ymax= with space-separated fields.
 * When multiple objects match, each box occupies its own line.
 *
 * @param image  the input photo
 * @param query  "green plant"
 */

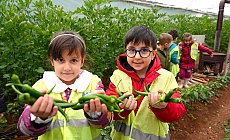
xmin=222 ymin=118 xmax=230 ymax=140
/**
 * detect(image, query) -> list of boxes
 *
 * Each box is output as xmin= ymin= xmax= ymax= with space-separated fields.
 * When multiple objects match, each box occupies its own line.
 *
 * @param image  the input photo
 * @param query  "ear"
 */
xmin=81 ymin=55 xmax=86 ymax=67
xmin=50 ymin=57 xmax=54 ymax=66
xmin=151 ymin=50 xmax=157 ymax=60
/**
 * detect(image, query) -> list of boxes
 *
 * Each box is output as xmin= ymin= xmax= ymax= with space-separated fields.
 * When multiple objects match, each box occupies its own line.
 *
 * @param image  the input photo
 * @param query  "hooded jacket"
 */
xmin=106 ymin=54 xmax=185 ymax=122
xmin=179 ymin=42 xmax=212 ymax=70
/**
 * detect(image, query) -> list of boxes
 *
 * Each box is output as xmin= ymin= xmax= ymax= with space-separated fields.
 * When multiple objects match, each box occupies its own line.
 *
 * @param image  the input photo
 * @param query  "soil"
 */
xmin=170 ymin=82 xmax=230 ymax=140
xmin=1 ymin=78 xmax=230 ymax=140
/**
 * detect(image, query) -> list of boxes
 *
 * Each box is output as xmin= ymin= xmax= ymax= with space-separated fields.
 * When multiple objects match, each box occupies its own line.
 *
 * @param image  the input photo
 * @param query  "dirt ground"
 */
xmin=1 ymin=80 xmax=230 ymax=140
xmin=170 ymin=83 xmax=230 ymax=140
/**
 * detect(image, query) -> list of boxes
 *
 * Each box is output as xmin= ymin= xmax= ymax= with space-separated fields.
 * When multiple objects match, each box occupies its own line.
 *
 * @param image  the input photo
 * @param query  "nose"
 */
xmin=134 ymin=51 xmax=141 ymax=59
xmin=63 ymin=62 xmax=71 ymax=71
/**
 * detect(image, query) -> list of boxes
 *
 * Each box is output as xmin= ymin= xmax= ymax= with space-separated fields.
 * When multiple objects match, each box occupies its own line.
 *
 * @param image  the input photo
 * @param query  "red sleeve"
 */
xmin=198 ymin=44 xmax=213 ymax=55
xmin=106 ymin=82 xmax=132 ymax=120
xmin=148 ymin=91 xmax=186 ymax=123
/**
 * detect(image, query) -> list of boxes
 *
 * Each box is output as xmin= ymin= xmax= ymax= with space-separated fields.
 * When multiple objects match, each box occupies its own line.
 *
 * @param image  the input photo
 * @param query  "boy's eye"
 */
xmin=141 ymin=48 xmax=150 ymax=52
xmin=128 ymin=48 xmax=136 ymax=53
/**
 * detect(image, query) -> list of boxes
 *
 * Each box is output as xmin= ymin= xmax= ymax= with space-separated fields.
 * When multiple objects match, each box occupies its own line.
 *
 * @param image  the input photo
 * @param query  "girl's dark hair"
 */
xmin=168 ymin=29 xmax=179 ymax=40
xmin=124 ymin=25 xmax=157 ymax=50
xmin=182 ymin=33 xmax=192 ymax=41
xmin=48 ymin=31 xmax=86 ymax=60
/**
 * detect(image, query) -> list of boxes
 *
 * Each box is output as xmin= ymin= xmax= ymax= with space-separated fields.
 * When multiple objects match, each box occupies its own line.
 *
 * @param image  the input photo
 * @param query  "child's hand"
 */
xmin=0 ymin=113 xmax=4 ymax=119
xmin=210 ymin=53 xmax=214 ymax=58
xmin=83 ymin=98 xmax=108 ymax=114
xmin=119 ymin=92 xmax=137 ymax=110
xmin=148 ymin=89 xmax=167 ymax=109
xmin=29 ymin=94 xmax=58 ymax=120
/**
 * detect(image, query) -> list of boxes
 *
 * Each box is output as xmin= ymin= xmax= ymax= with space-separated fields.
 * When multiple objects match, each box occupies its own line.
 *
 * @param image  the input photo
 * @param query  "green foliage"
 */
xmin=180 ymin=75 xmax=230 ymax=106
xmin=222 ymin=118 xmax=230 ymax=140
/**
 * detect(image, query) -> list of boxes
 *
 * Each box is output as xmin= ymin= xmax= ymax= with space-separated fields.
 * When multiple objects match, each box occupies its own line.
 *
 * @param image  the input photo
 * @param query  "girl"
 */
xmin=178 ymin=33 xmax=213 ymax=88
xmin=18 ymin=31 xmax=113 ymax=140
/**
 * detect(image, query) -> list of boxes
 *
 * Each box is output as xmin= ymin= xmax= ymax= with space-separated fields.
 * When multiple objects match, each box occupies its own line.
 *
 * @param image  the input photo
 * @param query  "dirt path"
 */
xmin=170 ymin=84 xmax=230 ymax=140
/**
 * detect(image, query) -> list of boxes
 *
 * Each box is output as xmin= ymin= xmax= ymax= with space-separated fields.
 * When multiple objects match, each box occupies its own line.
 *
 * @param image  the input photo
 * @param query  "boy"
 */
xmin=168 ymin=30 xmax=180 ymax=78
xmin=106 ymin=25 xmax=186 ymax=140
xmin=156 ymin=33 xmax=173 ymax=71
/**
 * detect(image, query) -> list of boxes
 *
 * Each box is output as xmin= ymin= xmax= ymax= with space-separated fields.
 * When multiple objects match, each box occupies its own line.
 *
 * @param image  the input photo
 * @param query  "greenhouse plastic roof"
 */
xmin=146 ymin=0 xmax=230 ymax=16
xmin=52 ymin=0 xmax=230 ymax=17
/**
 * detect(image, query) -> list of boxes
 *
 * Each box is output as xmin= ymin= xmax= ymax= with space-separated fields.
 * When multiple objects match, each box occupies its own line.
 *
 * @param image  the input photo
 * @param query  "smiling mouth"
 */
xmin=63 ymin=73 xmax=72 ymax=75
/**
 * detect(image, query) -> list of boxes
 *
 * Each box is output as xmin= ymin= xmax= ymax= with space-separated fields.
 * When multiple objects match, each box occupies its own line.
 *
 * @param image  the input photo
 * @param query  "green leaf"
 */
xmin=35 ymin=67 xmax=45 ymax=73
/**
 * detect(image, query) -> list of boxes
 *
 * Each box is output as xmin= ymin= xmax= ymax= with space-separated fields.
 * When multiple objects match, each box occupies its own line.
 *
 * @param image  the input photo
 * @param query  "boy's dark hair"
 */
xmin=168 ymin=29 xmax=179 ymax=40
xmin=124 ymin=25 xmax=157 ymax=50
xmin=48 ymin=31 xmax=86 ymax=60
xmin=158 ymin=33 xmax=173 ymax=45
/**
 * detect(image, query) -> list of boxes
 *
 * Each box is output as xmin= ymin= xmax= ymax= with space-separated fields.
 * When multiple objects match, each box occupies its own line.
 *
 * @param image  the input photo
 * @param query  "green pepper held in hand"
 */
xmin=116 ymin=79 xmax=123 ymax=97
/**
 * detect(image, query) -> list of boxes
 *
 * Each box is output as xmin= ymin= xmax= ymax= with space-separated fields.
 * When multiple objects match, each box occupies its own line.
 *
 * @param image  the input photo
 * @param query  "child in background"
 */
xmin=156 ymin=33 xmax=173 ymax=71
xmin=18 ymin=31 xmax=113 ymax=140
xmin=106 ymin=25 xmax=186 ymax=140
xmin=0 ymin=85 xmax=7 ymax=119
xmin=168 ymin=30 xmax=180 ymax=78
xmin=178 ymin=33 xmax=213 ymax=88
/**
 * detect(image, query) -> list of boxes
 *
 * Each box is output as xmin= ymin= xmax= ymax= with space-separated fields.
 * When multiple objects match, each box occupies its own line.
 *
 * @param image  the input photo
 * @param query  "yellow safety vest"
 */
xmin=33 ymin=75 xmax=102 ymax=140
xmin=191 ymin=42 xmax=199 ymax=60
xmin=170 ymin=45 xmax=180 ymax=77
xmin=110 ymin=69 xmax=178 ymax=140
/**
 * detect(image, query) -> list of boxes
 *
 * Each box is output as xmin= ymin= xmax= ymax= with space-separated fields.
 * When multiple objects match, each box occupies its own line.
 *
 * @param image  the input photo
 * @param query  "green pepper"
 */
xmin=78 ymin=94 xmax=99 ymax=104
xmin=167 ymin=98 xmax=181 ymax=103
xmin=54 ymin=102 xmax=69 ymax=122
xmin=98 ymin=97 xmax=114 ymax=112
xmin=164 ymin=89 xmax=175 ymax=102
xmin=92 ymin=94 xmax=116 ymax=103
xmin=72 ymin=101 xmax=90 ymax=110
xmin=11 ymin=74 xmax=22 ymax=84
xmin=54 ymin=102 xmax=78 ymax=108
xmin=116 ymin=79 xmax=123 ymax=97
xmin=133 ymin=88 xmax=149 ymax=96
xmin=144 ymin=84 xmax=150 ymax=92
xmin=47 ymin=84 xmax=56 ymax=94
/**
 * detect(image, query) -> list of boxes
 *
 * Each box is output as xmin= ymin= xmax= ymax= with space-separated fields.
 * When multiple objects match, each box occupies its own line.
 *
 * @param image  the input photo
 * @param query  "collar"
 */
xmin=43 ymin=70 xmax=93 ymax=93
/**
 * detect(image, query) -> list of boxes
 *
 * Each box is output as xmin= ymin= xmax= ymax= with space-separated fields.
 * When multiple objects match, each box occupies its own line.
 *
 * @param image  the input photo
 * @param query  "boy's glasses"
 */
xmin=125 ymin=48 xmax=153 ymax=58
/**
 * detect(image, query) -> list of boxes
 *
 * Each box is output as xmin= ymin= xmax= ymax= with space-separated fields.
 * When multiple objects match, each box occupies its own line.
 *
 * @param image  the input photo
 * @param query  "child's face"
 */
xmin=183 ymin=36 xmax=192 ymax=45
xmin=51 ymin=49 xmax=85 ymax=85
xmin=126 ymin=41 xmax=155 ymax=77
xmin=164 ymin=42 xmax=171 ymax=49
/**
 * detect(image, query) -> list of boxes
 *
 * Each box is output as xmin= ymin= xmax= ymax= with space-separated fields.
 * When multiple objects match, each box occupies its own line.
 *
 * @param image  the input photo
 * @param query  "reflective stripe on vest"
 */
xmin=110 ymin=69 xmax=178 ymax=140
xmin=47 ymin=119 xmax=90 ymax=131
xmin=191 ymin=42 xmax=199 ymax=60
xmin=114 ymin=120 xmax=170 ymax=140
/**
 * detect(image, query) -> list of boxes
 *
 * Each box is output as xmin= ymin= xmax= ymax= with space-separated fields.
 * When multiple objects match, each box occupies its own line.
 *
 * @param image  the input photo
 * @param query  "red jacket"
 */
xmin=106 ymin=54 xmax=186 ymax=123
xmin=179 ymin=42 xmax=213 ymax=70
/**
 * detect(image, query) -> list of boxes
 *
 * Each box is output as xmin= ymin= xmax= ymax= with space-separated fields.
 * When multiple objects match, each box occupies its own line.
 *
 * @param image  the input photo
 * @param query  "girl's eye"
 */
xmin=57 ymin=58 xmax=64 ymax=62
xmin=71 ymin=59 xmax=79 ymax=63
